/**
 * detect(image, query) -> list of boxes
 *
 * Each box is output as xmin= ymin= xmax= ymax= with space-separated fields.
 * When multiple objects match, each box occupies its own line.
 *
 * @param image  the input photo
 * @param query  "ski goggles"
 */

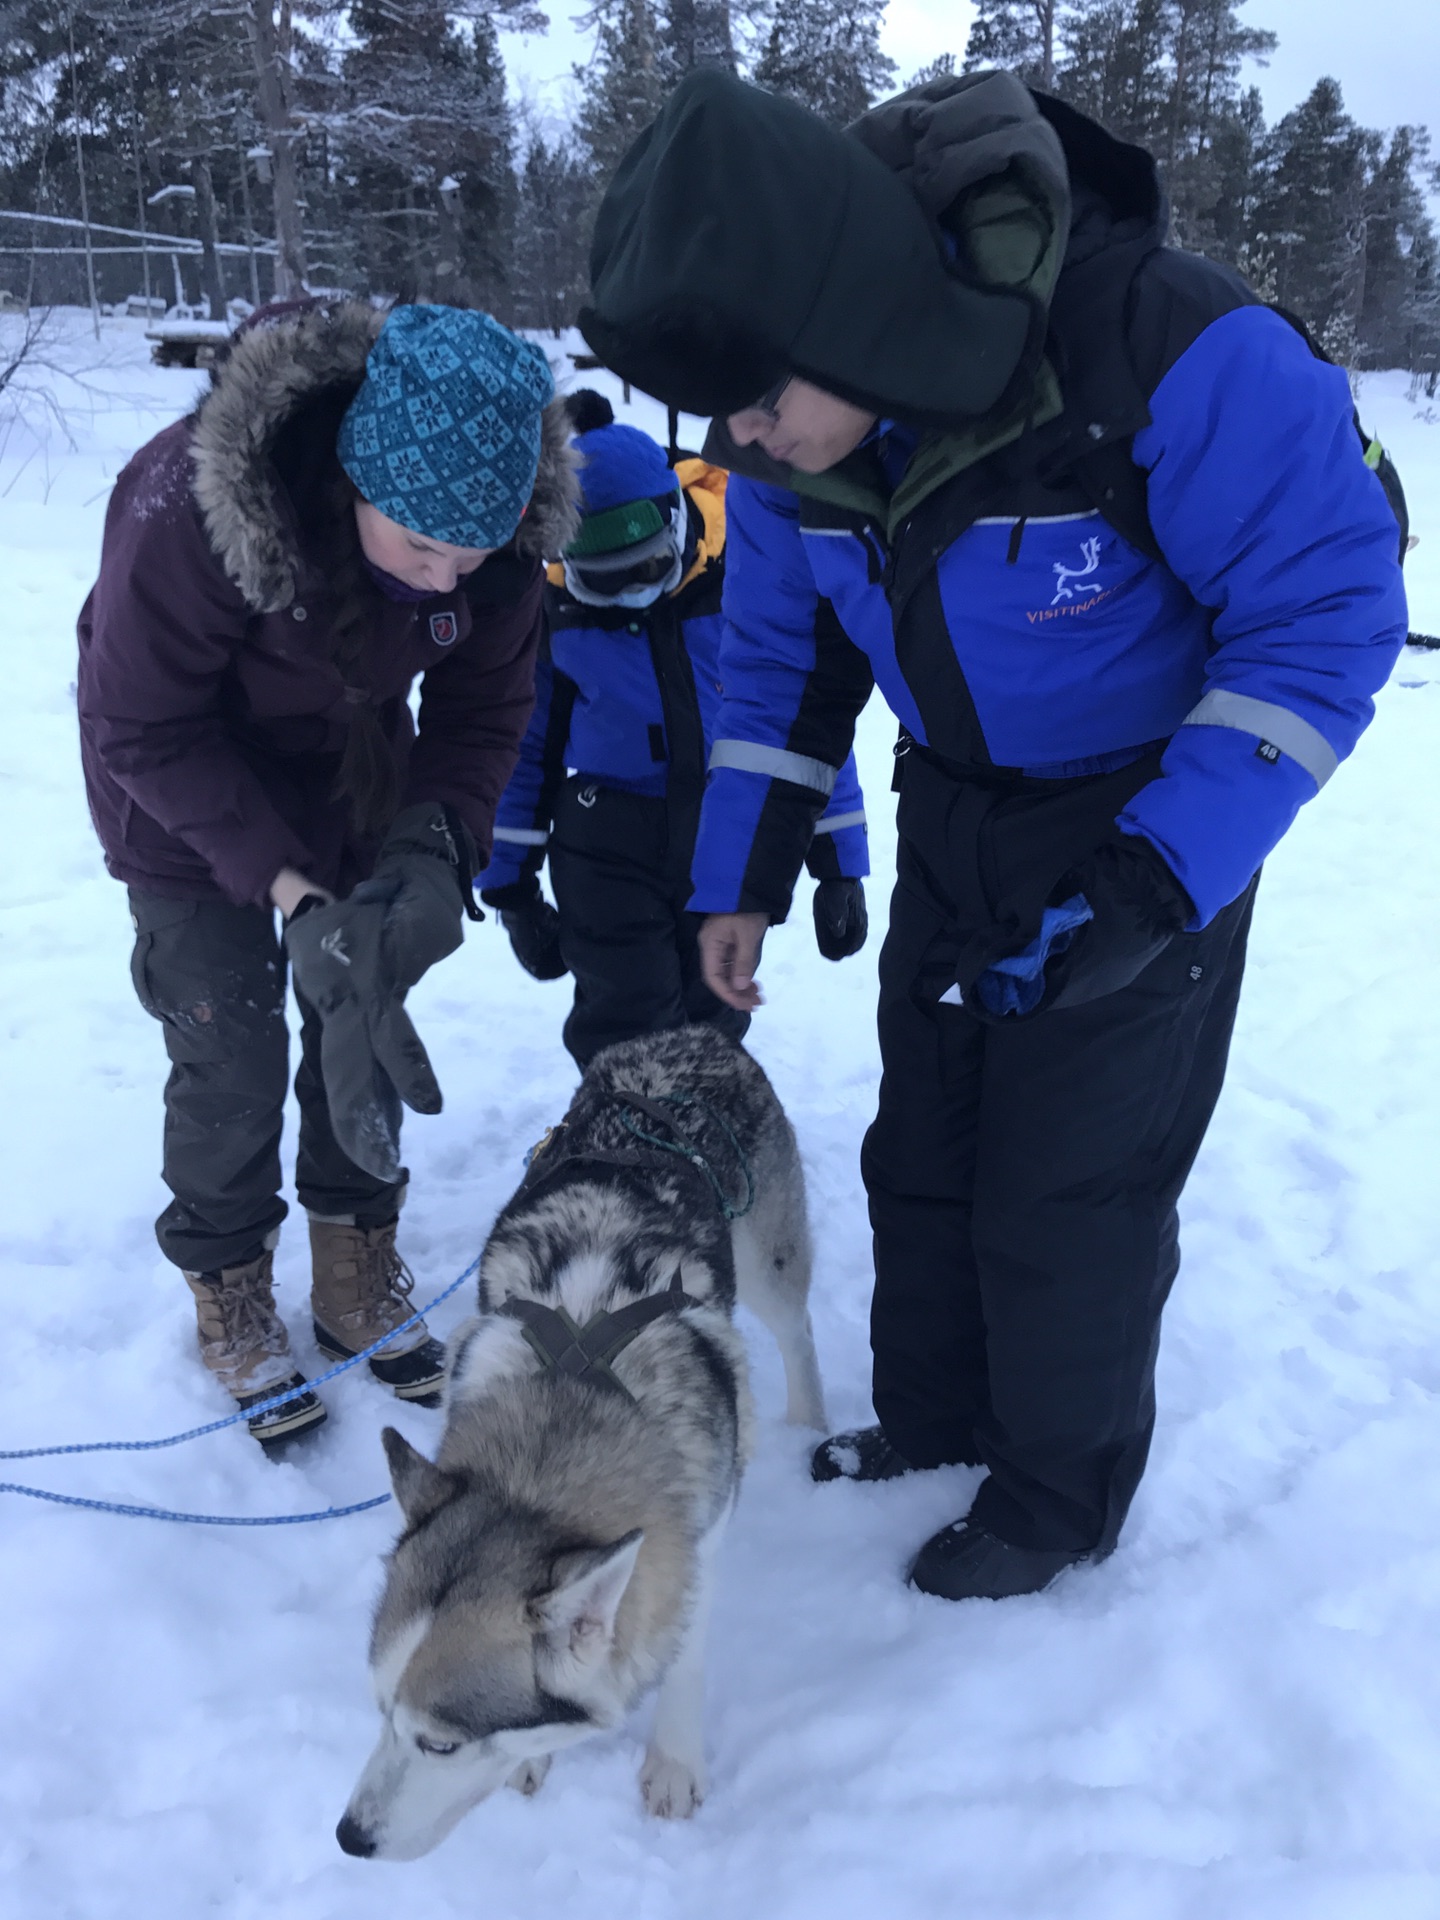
xmin=562 ymin=500 xmax=686 ymax=609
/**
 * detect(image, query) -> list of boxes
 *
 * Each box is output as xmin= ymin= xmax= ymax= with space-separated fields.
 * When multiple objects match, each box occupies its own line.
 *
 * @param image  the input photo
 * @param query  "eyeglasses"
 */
xmin=746 ymin=375 xmax=791 ymax=425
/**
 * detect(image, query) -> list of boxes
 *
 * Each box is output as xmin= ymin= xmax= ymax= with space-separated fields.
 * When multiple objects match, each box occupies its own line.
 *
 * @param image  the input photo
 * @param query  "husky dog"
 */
xmin=338 ymin=1025 xmax=826 ymax=1859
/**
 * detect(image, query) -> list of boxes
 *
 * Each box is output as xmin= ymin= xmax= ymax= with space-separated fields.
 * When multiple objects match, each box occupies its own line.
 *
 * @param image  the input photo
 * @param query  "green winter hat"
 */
xmin=580 ymin=68 xmax=1072 ymax=431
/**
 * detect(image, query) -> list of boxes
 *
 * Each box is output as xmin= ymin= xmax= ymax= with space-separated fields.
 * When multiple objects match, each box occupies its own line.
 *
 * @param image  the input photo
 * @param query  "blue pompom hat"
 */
xmin=338 ymin=306 xmax=555 ymax=549
xmin=566 ymin=423 xmax=680 ymax=558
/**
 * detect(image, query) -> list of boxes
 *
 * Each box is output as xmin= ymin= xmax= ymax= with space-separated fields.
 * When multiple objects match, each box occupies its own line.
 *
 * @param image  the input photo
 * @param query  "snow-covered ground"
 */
xmin=1 ymin=312 xmax=1437 ymax=1920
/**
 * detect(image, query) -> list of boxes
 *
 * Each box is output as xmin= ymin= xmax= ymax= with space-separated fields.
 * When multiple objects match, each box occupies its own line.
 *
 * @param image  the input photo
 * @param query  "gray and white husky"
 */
xmin=338 ymin=1025 xmax=826 ymax=1859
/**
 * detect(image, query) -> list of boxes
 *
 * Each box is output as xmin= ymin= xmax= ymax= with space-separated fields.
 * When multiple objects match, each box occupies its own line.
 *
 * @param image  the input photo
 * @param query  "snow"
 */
xmin=2 ymin=311 xmax=1438 ymax=1919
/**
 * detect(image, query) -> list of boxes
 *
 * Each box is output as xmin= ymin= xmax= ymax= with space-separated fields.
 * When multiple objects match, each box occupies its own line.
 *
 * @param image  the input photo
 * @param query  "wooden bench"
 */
xmin=146 ymin=320 xmax=233 ymax=369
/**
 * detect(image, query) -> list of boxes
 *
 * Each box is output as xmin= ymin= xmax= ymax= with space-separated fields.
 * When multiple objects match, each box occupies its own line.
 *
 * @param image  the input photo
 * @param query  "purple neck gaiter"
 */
xmin=362 ymin=555 xmax=434 ymax=604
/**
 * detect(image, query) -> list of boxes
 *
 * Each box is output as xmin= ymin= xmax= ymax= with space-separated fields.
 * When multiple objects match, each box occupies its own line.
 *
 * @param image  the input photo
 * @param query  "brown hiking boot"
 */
xmin=308 ymin=1216 xmax=446 ymax=1407
xmin=184 ymin=1249 xmax=328 ymax=1450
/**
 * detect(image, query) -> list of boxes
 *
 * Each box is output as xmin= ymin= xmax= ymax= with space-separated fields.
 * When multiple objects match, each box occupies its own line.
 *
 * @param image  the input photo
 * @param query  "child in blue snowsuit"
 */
xmin=476 ymin=400 xmax=870 ymax=1066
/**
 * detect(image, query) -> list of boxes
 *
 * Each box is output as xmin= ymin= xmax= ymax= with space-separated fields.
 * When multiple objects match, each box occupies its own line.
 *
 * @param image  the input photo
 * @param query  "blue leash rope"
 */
xmin=0 ymin=1255 xmax=479 ymax=1526
xmin=0 ymin=1485 xmax=395 ymax=1524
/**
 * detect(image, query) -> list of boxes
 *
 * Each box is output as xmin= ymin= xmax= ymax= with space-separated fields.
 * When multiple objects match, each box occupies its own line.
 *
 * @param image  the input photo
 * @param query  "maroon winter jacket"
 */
xmin=77 ymin=301 xmax=578 ymax=906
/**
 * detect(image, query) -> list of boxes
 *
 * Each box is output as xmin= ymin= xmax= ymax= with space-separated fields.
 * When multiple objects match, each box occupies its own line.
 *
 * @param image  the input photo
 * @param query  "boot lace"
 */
xmin=376 ymin=1240 xmax=416 ymax=1309
xmin=196 ymin=1262 xmax=287 ymax=1367
xmin=349 ymin=1232 xmax=416 ymax=1321
xmin=220 ymin=1287 xmax=282 ymax=1352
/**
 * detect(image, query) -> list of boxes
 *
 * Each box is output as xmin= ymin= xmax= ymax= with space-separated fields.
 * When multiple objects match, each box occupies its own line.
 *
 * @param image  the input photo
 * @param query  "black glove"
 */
xmin=480 ymin=879 xmax=568 ymax=981
xmin=813 ymin=878 xmax=868 ymax=961
xmin=964 ymin=833 xmax=1193 ymax=1022
xmin=285 ymin=803 xmax=475 ymax=1180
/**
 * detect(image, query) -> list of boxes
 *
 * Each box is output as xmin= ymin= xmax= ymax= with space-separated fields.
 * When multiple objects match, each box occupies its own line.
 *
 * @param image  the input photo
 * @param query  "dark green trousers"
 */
xmin=128 ymin=892 xmax=404 ymax=1273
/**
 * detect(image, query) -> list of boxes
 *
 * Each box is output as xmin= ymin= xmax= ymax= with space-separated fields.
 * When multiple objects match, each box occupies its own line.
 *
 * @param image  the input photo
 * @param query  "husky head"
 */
xmin=337 ymin=1428 xmax=645 ymax=1861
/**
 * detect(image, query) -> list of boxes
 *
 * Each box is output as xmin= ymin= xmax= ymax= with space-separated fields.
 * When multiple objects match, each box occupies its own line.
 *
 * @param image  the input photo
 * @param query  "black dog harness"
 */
xmin=495 ymin=1273 xmax=699 ymax=1401
xmin=518 ymin=1088 xmax=754 ymax=1220
xmin=492 ymin=1086 xmax=749 ymax=1400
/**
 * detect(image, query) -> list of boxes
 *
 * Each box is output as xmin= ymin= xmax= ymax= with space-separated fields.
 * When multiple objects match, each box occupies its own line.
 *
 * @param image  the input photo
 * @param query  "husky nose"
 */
xmin=336 ymin=1813 xmax=376 ymax=1858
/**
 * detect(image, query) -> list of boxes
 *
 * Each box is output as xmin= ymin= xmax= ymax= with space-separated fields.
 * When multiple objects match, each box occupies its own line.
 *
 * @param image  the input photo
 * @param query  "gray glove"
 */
xmin=285 ymin=803 xmax=476 ymax=1180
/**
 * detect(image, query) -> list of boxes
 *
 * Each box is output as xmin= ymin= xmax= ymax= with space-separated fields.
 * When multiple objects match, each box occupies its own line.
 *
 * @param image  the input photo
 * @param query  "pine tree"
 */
xmin=574 ymin=0 xmax=671 ymax=188
xmin=963 ymin=0 xmax=1058 ymax=89
xmin=1157 ymin=1 xmax=1277 ymax=251
xmin=510 ymin=131 xmax=594 ymax=331
xmin=666 ymin=0 xmax=737 ymax=73
xmin=753 ymin=0 xmax=896 ymax=128
xmin=322 ymin=1 xmax=517 ymax=304
xmin=1200 ymin=82 xmax=1268 ymax=266
xmin=1357 ymin=127 xmax=1440 ymax=372
xmin=1159 ymin=0 xmax=1274 ymax=167
xmin=906 ymin=52 xmax=956 ymax=88
xmin=1252 ymin=77 xmax=1373 ymax=350
xmin=1057 ymin=0 xmax=1170 ymax=148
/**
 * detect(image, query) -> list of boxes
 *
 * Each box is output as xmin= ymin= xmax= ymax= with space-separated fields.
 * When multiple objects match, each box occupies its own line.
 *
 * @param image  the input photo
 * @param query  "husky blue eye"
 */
xmin=416 ymin=1734 xmax=460 ymax=1756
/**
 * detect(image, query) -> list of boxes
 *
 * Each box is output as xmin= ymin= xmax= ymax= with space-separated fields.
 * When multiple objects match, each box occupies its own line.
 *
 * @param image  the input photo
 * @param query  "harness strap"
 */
xmin=518 ymin=1116 xmax=681 ymax=1196
xmin=518 ymin=1087 xmax=754 ymax=1221
xmin=521 ymin=1137 xmax=676 ymax=1191
xmin=496 ymin=1273 xmax=700 ymax=1400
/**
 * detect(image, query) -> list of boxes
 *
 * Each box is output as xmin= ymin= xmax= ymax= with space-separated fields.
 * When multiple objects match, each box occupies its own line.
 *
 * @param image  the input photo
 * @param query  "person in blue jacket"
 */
xmin=476 ymin=398 xmax=870 ymax=1067
xmin=579 ymin=71 xmax=1409 ymax=1599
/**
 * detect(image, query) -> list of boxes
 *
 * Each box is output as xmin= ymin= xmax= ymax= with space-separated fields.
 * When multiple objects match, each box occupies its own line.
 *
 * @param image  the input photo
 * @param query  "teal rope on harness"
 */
xmin=614 ymin=1093 xmax=755 ymax=1221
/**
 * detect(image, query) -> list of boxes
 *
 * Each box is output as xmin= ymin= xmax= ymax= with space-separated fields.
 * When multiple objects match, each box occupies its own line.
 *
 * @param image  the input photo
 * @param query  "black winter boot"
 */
xmin=235 ymin=1375 xmax=329 ymax=1451
xmin=909 ymin=1520 xmax=1093 ymax=1601
xmin=812 ymin=1424 xmax=916 ymax=1485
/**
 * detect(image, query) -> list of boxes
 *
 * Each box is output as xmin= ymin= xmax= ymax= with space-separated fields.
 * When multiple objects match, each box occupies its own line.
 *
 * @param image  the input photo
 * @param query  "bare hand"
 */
xmin=699 ymin=912 xmax=769 ymax=1012
xmin=270 ymin=866 xmax=335 ymax=919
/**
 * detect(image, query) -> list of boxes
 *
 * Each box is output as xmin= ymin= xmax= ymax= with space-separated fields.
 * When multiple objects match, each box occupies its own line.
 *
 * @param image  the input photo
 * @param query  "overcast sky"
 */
xmin=504 ymin=0 xmax=1440 ymax=152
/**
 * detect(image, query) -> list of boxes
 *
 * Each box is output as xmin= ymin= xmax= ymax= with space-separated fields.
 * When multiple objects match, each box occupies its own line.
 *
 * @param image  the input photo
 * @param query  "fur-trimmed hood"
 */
xmin=190 ymin=301 xmax=581 ymax=613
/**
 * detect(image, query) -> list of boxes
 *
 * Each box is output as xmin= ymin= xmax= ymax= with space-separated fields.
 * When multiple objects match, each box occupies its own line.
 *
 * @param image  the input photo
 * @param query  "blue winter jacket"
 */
xmin=478 ymin=460 xmax=869 ymax=896
xmin=690 ymin=193 xmax=1407 ymax=932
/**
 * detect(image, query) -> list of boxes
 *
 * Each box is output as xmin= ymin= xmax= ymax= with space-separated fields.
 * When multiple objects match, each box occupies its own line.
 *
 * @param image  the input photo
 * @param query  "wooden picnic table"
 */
xmin=145 ymin=320 xmax=233 ymax=369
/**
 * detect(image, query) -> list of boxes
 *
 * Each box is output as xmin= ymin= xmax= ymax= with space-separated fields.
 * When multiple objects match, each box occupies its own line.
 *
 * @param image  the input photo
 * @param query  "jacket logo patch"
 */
xmin=429 ymin=611 xmax=458 ymax=646
xmin=1051 ymin=536 xmax=1102 ymax=605
xmin=1256 ymin=740 xmax=1281 ymax=763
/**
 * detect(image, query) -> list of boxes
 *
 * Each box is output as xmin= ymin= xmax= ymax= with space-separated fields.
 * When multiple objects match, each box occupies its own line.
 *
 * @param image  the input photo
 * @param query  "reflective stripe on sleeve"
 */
xmin=707 ymin=739 xmax=839 ymax=796
xmin=812 ymin=808 xmax=867 ymax=834
xmin=492 ymin=826 xmax=550 ymax=846
xmin=1181 ymin=688 xmax=1339 ymax=789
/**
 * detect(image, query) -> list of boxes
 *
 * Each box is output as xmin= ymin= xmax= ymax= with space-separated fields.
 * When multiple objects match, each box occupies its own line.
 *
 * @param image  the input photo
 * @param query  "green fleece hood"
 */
xmin=580 ymin=67 xmax=1071 ymax=432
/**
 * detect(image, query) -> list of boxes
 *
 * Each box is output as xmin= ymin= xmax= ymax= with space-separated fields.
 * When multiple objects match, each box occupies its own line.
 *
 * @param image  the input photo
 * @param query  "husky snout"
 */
xmin=334 ymin=1813 xmax=374 ymax=1858
xmin=339 ymin=1717 xmax=524 ymax=1861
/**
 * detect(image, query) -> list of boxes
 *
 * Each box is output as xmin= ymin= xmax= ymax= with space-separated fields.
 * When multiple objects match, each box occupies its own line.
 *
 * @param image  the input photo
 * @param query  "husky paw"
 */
xmin=507 ymin=1756 xmax=552 ymax=1797
xmin=640 ymin=1751 xmax=705 ymax=1820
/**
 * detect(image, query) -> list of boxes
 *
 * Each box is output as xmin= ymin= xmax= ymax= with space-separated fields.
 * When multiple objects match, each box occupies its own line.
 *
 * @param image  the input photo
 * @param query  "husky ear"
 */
xmin=382 ymin=1427 xmax=458 ymax=1528
xmin=531 ymin=1531 xmax=645 ymax=1661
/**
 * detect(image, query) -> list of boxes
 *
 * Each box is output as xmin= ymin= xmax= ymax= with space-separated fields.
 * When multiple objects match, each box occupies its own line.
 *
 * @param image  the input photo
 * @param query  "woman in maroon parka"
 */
xmin=77 ymin=300 xmax=578 ymax=1446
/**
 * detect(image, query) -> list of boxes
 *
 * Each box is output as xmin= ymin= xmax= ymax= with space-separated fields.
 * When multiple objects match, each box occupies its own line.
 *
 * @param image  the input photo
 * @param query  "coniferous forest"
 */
xmin=1 ymin=0 xmax=1435 ymax=376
